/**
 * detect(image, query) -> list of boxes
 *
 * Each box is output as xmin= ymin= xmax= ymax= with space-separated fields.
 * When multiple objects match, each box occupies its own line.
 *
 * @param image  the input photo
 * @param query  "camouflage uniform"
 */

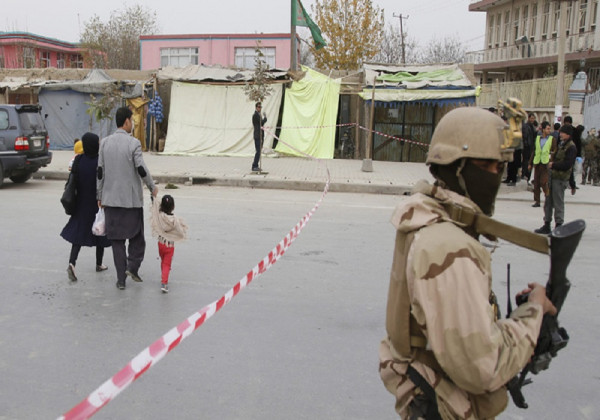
xmin=380 ymin=180 xmax=544 ymax=419
xmin=582 ymin=137 xmax=600 ymax=185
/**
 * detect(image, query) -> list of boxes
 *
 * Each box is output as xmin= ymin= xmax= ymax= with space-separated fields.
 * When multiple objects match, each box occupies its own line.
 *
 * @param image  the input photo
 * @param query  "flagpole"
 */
xmin=291 ymin=0 xmax=297 ymax=71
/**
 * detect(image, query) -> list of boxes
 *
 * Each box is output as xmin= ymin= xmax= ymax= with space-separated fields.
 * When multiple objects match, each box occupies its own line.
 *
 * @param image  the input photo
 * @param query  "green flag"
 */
xmin=292 ymin=0 xmax=327 ymax=50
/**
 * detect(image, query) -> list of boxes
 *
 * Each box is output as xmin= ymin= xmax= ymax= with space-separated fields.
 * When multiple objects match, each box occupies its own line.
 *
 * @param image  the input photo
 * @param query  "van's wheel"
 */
xmin=0 ymin=162 xmax=4 ymax=188
xmin=10 ymin=173 xmax=32 ymax=183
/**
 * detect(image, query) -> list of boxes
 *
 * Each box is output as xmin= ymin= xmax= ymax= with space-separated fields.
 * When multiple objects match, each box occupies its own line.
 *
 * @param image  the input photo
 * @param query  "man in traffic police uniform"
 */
xmin=379 ymin=107 xmax=557 ymax=419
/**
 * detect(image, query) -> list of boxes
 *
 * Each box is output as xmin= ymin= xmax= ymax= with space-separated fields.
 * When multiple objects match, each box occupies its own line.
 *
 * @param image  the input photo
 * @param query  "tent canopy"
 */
xmin=162 ymin=81 xmax=283 ymax=156
xmin=360 ymin=63 xmax=477 ymax=105
xmin=275 ymin=67 xmax=340 ymax=159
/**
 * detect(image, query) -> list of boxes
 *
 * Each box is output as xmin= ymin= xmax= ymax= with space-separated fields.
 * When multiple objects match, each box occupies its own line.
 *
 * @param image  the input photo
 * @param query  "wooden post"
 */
xmin=362 ymin=77 xmax=376 ymax=172
xmin=153 ymin=77 xmax=159 ymax=151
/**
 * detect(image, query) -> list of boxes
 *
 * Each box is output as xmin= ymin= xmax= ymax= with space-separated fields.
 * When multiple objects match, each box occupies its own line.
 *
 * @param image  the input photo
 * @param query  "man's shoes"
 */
xmin=252 ymin=167 xmax=261 ymax=172
xmin=531 ymin=202 xmax=540 ymax=207
xmin=534 ymin=223 xmax=551 ymax=234
xmin=502 ymin=178 xmax=510 ymax=183
xmin=161 ymin=283 xmax=169 ymax=293
xmin=96 ymin=264 xmax=108 ymax=272
xmin=507 ymin=182 xmax=516 ymax=186
xmin=125 ymin=270 xmax=143 ymax=282
xmin=571 ymin=188 xmax=576 ymax=195
xmin=67 ymin=263 xmax=77 ymax=282
xmin=116 ymin=282 xmax=126 ymax=290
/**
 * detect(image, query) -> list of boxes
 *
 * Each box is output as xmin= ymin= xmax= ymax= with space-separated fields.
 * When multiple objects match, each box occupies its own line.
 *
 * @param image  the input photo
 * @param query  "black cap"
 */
xmin=559 ymin=125 xmax=573 ymax=137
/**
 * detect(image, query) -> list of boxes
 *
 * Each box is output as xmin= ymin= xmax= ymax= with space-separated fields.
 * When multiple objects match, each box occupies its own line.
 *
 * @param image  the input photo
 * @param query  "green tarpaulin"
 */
xmin=276 ymin=67 xmax=340 ymax=158
xmin=376 ymin=68 xmax=465 ymax=84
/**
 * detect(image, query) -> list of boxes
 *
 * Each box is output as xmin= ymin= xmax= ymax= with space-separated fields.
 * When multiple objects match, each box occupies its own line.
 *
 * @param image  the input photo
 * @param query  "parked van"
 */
xmin=0 ymin=104 xmax=52 ymax=187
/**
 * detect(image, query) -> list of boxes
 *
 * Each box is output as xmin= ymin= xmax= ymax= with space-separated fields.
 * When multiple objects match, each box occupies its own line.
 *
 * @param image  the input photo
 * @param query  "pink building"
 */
xmin=0 ymin=32 xmax=89 ymax=69
xmin=139 ymin=33 xmax=297 ymax=70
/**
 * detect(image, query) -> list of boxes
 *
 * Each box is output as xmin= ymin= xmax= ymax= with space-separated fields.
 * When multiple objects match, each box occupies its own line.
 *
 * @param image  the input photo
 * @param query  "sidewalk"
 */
xmin=37 ymin=150 xmax=600 ymax=205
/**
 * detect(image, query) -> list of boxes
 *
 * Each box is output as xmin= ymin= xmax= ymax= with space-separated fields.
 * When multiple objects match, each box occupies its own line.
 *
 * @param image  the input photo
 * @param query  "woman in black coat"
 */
xmin=60 ymin=132 xmax=111 ymax=281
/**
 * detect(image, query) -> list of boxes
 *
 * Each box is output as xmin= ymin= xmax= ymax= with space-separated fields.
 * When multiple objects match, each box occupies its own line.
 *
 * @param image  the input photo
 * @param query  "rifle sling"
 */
xmin=442 ymin=203 xmax=549 ymax=255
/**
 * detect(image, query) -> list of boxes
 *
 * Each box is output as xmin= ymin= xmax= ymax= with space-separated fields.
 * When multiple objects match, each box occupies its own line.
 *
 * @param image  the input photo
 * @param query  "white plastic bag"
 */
xmin=92 ymin=208 xmax=106 ymax=236
xmin=574 ymin=157 xmax=583 ymax=175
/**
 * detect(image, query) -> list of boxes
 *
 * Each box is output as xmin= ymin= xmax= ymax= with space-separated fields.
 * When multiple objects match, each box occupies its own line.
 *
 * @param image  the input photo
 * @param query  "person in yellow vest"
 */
xmin=527 ymin=121 xmax=557 ymax=207
xmin=379 ymin=107 xmax=556 ymax=419
xmin=534 ymin=125 xmax=577 ymax=234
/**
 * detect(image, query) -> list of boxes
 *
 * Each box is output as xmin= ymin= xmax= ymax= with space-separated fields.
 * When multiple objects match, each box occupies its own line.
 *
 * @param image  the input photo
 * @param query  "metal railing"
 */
xmin=467 ymin=31 xmax=596 ymax=65
xmin=477 ymin=74 xmax=574 ymax=109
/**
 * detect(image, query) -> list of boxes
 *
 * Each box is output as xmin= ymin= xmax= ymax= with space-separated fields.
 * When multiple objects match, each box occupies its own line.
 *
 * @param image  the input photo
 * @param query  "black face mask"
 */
xmin=461 ymin=160 xmax=503 ymax=216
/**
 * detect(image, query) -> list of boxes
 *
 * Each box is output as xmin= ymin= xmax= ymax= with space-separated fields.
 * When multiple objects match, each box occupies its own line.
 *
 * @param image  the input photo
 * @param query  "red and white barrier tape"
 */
xmin=264 ymin=121 xmax=430 ymax=149
xmin=58 ymin=150 xmax=330 ymax=420
xmin=357 ymin=125 xmax=430 ymax=149
xmin=264 ymin=122 xmax=356 ymax=130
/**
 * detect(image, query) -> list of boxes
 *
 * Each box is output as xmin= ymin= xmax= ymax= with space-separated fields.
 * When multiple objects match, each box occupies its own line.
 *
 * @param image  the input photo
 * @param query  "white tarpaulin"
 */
xmin=163 ymin=82 xmax=283 ymax=156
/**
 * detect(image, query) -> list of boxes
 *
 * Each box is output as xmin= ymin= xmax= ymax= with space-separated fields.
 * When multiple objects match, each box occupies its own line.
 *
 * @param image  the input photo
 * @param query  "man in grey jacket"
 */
xmin=97 ymin=107 xmax=158 ymax=290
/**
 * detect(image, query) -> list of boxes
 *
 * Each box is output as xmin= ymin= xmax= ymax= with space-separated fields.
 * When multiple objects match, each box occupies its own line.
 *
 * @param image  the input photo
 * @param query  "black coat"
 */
xmin=60 ymin=154 xmax=111 ymax=247
xmin=252 ymin=111 xmax=267 ymax=140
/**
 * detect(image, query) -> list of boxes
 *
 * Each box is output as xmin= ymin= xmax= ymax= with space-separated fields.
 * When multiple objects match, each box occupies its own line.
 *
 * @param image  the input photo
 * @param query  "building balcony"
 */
xmin=468 ymin=31 xmax=598 ymax=71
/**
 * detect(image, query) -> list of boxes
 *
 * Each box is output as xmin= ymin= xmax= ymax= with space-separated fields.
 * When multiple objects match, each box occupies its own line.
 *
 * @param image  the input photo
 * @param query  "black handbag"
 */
xmin=61 ymin=155 xmax=81 ymax=215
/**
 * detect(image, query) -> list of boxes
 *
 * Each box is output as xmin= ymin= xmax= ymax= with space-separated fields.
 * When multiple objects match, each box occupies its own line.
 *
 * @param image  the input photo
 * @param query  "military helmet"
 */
xmin=426 ymin=107 xmax=512 ymax=165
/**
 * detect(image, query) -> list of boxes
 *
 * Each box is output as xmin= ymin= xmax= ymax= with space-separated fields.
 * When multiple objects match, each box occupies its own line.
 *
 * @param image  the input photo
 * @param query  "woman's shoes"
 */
xmin=96 ymin=264 xmax=108 ymax=272
xmin=67 ymin=263 xmax=77 ymax=281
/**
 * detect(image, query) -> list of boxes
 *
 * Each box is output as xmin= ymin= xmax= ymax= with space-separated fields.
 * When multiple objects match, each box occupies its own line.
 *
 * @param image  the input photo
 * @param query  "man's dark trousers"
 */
xmin=507 ymin=149 xmax=522 ymax=182
xmin=111 ymin=229 xmax=146 ymax=285
xmin=252 ymin=136 xmax=261 ymax=169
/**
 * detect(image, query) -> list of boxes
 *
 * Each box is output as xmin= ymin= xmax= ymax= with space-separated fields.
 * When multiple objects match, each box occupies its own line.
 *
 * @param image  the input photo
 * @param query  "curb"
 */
xmin=34 ymin=170 xmax=599 ymax=204
xmin=34 ymin=170 xmax=413 ymax=196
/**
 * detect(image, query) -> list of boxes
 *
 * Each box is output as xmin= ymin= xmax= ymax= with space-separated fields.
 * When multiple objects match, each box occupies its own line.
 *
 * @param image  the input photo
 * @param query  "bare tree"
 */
xmin=373 ymin=23 xmax=419 ymax=64
xmin=80 ymin=4 xmax=160 ymax=69
xmin=418 ymin=35 xmax=466 ymax=64
xmin=298 ymin=35 xmax=315 ymax=68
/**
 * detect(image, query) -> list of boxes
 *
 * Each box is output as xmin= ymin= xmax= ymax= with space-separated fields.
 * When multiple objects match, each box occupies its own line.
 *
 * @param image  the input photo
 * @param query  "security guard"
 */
xmin=379 ymin=107 xmax=557 ymax=419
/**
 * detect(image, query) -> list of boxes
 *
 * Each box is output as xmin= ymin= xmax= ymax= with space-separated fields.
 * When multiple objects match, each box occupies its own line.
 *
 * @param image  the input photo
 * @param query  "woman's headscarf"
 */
xmin=81 ymin=132 xmax=99 ymax=157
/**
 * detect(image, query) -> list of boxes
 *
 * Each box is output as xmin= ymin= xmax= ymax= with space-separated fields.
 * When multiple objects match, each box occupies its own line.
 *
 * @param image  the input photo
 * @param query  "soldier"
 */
xmin=582 ymin=129 xmax=600 ymax=186
xmin=379 ymin=107 xmax=557 ymax=419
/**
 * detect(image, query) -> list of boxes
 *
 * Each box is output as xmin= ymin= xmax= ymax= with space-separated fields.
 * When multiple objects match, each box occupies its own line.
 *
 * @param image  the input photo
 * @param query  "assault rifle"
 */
xmin=507 ymin=219 xmax=586 ymax=409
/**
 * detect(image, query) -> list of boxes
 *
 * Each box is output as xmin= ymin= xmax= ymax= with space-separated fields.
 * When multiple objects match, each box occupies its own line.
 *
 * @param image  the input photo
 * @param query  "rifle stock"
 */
xmin=508 ymin=219 xmax=585 ymax=409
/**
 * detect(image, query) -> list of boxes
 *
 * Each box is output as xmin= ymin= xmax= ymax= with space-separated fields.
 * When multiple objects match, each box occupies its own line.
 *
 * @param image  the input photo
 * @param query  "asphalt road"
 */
xmin=0 ymin=179 xmax=598 ymax=420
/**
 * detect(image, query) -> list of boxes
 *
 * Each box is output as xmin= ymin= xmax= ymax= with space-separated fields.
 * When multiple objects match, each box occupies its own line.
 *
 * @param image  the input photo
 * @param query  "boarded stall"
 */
xmin=359 ymin=64 xmax=478 ymax=162
xmin=39 ymin=69 xmax=150 ymax=150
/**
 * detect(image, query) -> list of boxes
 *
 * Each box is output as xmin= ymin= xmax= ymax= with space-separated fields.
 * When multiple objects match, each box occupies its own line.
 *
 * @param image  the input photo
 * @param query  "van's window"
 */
xmin=17 ymin=112 xmax=43 ymax=131
xmin=0 ymin=110 xmax=8 ymax=130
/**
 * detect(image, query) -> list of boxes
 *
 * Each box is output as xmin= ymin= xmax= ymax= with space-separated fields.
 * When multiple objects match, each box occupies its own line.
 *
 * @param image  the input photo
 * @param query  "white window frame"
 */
xmin=40 ymin=51 xmax=51 ymax=68
xmin=580 ymin=0 xmax=588 ymax=33
xmin=503 ymin=11 xmax=510 ymax=45
xmin=160 ymin=47 xmax=199 ymax=68
xmin=235 ymin=47 xmax=276 ymax=69
xmin=70 ymin=54 xmax=83 ymax=68
xmin=23 ymin=47 xmax=35 ymax=68
xmin=57 ymin=53 xmax=65 ymax=69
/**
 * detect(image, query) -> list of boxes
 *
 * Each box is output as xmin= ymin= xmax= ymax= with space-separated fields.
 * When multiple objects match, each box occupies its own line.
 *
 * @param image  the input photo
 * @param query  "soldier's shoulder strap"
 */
xmin=441 ymin=202 xmax=549 ymax=255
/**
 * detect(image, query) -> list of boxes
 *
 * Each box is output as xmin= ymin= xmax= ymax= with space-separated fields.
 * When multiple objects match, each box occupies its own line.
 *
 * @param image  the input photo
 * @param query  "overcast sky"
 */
xmin=2 ymin=0 xmax=486 ymax=52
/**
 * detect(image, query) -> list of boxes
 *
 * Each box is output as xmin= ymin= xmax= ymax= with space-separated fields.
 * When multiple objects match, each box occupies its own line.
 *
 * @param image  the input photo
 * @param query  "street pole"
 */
xmin=393 ymin=13 xmax=409 ymax=64
xmin=291 ymin=0 xmax=297 ymax=71
xmin=362 ymin=77 xmax=376 ymax=172
xmin=555 ymin=0 xmax=569 ymax=124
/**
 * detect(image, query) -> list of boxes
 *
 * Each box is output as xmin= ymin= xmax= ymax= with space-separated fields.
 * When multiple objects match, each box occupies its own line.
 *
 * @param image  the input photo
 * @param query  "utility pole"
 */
xmin=555 ymin=0 xmax=569 ymax=124
xmin=393 ymin=13 xmax=409 ymax=64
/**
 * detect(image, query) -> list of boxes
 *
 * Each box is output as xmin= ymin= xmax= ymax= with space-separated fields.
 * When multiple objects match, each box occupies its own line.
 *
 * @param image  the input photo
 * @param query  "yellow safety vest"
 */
xmin=533 ymin=135 xmax=553 ymax=164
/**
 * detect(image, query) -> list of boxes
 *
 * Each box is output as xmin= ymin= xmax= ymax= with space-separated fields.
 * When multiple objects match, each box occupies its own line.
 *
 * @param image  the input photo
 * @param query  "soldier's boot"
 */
xmin=535 ymin=223 xmax=551 ymax=235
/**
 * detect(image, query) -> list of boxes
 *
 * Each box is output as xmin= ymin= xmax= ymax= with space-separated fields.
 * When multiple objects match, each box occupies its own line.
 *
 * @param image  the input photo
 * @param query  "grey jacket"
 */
xmin=97 ymin=128 xmax=155 ymax=208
